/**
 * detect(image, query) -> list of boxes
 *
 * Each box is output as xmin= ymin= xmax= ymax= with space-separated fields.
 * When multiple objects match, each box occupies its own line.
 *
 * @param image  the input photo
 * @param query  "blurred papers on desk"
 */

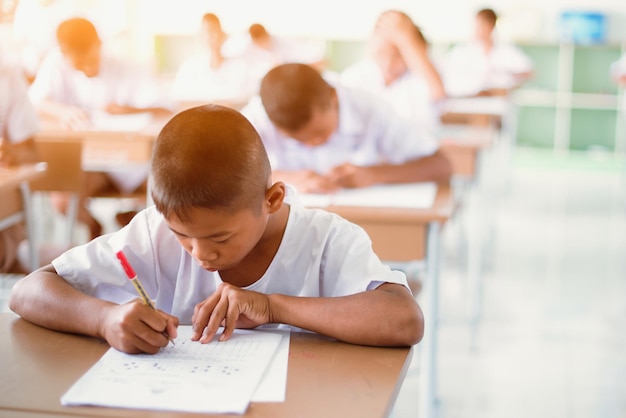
xmin=298 ymin=182 xmax=437 ymax=209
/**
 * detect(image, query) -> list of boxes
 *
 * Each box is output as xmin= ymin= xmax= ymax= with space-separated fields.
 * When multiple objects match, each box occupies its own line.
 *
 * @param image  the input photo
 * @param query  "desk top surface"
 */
xmin=0 ymin=163 xmax=47 ymax=190
xmin=326 ymin=181 xmax=455 ymax=224
xmin=0 ymin=313 xmax=412 ymax=418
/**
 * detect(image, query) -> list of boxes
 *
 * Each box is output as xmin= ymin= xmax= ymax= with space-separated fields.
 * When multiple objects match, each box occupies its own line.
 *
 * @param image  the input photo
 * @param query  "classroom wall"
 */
xmin=3 ymin=0 xmax=626 ymax=66
xmin=130 ymin=0 xmax=626 ymax=42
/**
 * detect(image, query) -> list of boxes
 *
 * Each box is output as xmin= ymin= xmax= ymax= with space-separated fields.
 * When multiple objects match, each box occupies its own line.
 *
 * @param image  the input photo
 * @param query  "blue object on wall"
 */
xmin=560 ymin=11 xmax=606 ymax=44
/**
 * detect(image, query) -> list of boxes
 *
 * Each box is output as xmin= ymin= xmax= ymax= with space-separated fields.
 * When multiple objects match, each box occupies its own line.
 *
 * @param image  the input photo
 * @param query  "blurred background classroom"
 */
xmin=1 ymin=0 xmax=625 ymax=417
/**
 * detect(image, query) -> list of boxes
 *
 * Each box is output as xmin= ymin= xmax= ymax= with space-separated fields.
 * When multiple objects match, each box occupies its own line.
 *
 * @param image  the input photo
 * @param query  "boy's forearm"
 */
xmin=399 ymin=40 xmax=447 ymax=102
xmin=9 ymin=267 xmax=113 ymax=340
xmin=371 ymin=150 xmax=453 ymax=184
xmin=267 ymin=284 xmax=423 ymax=347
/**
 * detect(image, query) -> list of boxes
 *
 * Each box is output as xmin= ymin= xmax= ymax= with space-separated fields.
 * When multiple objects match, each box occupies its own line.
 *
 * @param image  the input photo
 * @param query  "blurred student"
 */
xmin=610 ymin=54 xmax=626 ymax=87
xmin=0 ymin=63 xmax=39 ymax=273
xmin=244 ymin=23 xmax=326 ymax=75
xmin=241 ymin=63 xmax=452 ymax=193
xmin=441 ymin=8 xmax=533 ymax=97
xmin=11 ymin=0 xmax=128 ymax=84
xmin=10 ymin=104 xmax=424 ymax=354
xmin=28 ymin=17 xmax=172 ymax=239
xmin=341 ymin=10 xmax=445 ymax=135
xmin=173 ymin=13 xmax=255 ymax=106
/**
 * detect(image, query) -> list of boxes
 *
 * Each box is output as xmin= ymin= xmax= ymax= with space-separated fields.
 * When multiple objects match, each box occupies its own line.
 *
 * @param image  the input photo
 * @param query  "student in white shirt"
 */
xmin=341 ymin=10 xmax=446 ymax=135
xmin=173 ymin=13 xmax=256 ymax=106
xmin=0 ymin=63 xmax=39 ymax=273
xmin=610 ymin=54 xmax=626 ymax=87
xmin=241 ymin=63 xmax=452 ymax=193
xmin=29 ymin=17 xmax=172 ymax=239
xmin=10 ymin=104 xmax=424 ymax=354
xmin=441 ymin=8 xmax=534 ymax=97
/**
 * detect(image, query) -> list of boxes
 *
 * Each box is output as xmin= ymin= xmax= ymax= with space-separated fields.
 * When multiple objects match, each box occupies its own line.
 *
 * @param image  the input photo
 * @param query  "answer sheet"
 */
xmin=298 ymin=182 xmax=438 ymax=209
xmin=61 ymin=326 xmax=284 ymax=414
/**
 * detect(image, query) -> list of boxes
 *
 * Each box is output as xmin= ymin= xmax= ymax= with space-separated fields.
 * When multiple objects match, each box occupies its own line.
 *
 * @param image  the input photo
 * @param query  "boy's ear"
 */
xmin=265 ymin=182 xmax=286 ymax=213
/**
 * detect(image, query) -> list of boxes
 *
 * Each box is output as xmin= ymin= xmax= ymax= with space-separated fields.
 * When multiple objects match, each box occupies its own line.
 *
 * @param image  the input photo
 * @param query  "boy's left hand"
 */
xmin=191 ymin=282 xmax=272 ymax=343
xmin=327 ymin=163 xmax=376 ymax=188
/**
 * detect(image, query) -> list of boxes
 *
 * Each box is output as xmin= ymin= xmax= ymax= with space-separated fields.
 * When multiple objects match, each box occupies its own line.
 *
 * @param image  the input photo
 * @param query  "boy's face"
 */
xmin=280 ymin=97 xmax=339 ymax=147
xmin=165 ymin=206 xmax=268 ymax=273
xmin=202 ymin=21 xmax=226 ymax=53
xmin=370 ymin=36 xmax=407 ymax=85
xmin=61 ymin=42 xmax=101 ymax=78
xmin=474 ymin=16 xmax=495 ymax=43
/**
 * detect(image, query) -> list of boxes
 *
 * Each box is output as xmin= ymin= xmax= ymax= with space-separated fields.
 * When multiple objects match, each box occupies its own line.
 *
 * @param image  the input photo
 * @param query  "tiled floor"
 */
xmin=391 ymin=149 xmax=626 ymax=418
xmin=2 ymin=149 xmax=625 ymax=418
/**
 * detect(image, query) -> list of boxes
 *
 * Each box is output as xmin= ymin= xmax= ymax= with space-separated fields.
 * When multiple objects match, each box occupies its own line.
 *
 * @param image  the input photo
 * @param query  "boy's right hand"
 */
xmin=56 ymin=105 xmax=91 ymax=130
xmin=100 ymin=299 xmax=179 ymax=354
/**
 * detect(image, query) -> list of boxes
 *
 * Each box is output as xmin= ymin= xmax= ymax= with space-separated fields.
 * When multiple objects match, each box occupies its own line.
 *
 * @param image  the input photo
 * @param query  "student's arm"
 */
xmin=271 ymin=169 xmax=340 ymax=193
xmin=104 ymin=103 xmax=173 ymax=119
xmin=192 ymin=282 xmax=423 ymax=347
xmin=0 ymin=137 xmax=38 ymax=166
xmin=376 ymin=11 xmax=446 ymax=102
xmin=9 ymin=265 xmax=179 ymax=354
xmin=327 ymin=148 xmax=452 ymax=188
xmin=34 ymin=99 xmax=91 ymax=129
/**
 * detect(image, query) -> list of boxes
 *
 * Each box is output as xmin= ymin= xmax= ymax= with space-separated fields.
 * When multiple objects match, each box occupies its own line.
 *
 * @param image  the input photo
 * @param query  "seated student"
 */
xmin=0 ymin=63 xmax=40 ymax=273
xmin=28 ymin=17 xmax=173 ymax=239
xmin=440 ymin=8 xmax=534 ymax=98
xmin=173 ymin=13 xmax=256 ymax=106
xmin=610 ymin=54 xmax=626 ymax=87
xmin=241 ymin=63 xmax=452 ymax=193
xmin=341 ymin=10 xmax=446 ymax=135
xmin=9 ymin=104 xmax=424 ymax=354
xmin=243 ymin=23 xmax=327 ymax=75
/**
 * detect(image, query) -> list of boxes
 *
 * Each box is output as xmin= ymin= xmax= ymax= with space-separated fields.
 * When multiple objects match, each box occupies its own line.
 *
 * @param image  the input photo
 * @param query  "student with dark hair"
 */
xmin=10 ymin=104 xmax=424 ymax=354
xmin=28 ymin=17 xmax=172 ymax=239
xmin=242 ymin=63 xmax=452 ymax=193
xmin=341 ymin=10 xmax=446 ymax=134
xmin=441 ymin=8 xmax=534 ymax=97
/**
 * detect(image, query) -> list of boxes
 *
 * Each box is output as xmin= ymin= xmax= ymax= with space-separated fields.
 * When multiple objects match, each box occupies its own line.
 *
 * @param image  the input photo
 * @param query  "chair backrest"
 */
xmin=30 ymin=137 xmax=83 ymax=193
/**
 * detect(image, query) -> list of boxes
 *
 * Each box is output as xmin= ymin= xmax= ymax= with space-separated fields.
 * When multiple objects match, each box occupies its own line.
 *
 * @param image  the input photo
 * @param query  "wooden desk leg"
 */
xmin=418 ymin=221 xmax=442 ymax=418
xmin=20 ymin=182 xmax=39 ymax=272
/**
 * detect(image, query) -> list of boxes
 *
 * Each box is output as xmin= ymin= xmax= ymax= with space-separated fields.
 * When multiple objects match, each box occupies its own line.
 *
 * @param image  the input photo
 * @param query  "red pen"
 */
xmin=116 ymin=250 xmax=175 ymax=346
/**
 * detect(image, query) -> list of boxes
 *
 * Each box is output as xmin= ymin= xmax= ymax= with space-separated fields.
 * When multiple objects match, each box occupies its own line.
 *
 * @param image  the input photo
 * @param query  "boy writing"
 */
xmin=29 ymin=17 xmax=173 ymax=238
xmin=10 ymin=105 xmax=424 ymax=354
xmin=241 ymin=63 xmax=452 ymax=193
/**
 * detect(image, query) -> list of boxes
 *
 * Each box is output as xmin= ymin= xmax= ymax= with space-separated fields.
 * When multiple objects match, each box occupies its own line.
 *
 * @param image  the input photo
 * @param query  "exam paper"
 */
xmin=61 ymin=326 xmax=283 ymax=414
xmin=89 ymin=111 xmax=152 ymax=132
xmin=298 ymin=182 xmax=437 ymax=209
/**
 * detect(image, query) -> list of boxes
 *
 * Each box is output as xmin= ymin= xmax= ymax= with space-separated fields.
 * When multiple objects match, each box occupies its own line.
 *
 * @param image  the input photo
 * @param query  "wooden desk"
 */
xmin=0 ymin=313 xmax=411 ymax=418
xmin=37 ymin=118 xmax=164 ymax=173
xmin=439 ymin=124 xmax=496 ymax=180
xmin=438 ymin=124 xmax=498 ymax=348
xmin=0 ymin=163 xmax=47 ymax=270
xmin=305 ymin=183 xmax=455 ymax=418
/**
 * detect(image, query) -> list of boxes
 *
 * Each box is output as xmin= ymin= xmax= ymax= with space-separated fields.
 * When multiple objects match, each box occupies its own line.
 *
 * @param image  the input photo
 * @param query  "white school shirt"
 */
xmin=29 ymin=49 xmax=166 ymax=112
xmin=29 ymin=49 xmax=168 ymax=192
xmin=0 ymin=65 xmax=39 ymax=143
xmin=610 ymin=55 xmax=626 ymax=79
xmin=341 ymin=58 xmax=442 ymax=136
xmin=441 ymin=40 xmax=533 ymax=97
xmin=172 ymin=54 xmax=257 ymax=103
xmin=52 ymin=202 xmax=408 ymax=326
xmin=241 ymin=85 xmax=439 ymax=174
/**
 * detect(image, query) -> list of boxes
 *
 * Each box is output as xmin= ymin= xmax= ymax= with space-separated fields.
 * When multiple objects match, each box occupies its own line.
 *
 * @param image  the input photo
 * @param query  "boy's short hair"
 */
xmin=260 ymin=63 xmax=335 ymax=132
xmin=56 ymin=17 xmax=100 ymax=54
xmin=151 ymin=105 xmax=272 ymax=221
xmin=249 ymin=23 xmax=269 ymax=40
xmin=476 ymin=8 xmax=498 ymax=27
